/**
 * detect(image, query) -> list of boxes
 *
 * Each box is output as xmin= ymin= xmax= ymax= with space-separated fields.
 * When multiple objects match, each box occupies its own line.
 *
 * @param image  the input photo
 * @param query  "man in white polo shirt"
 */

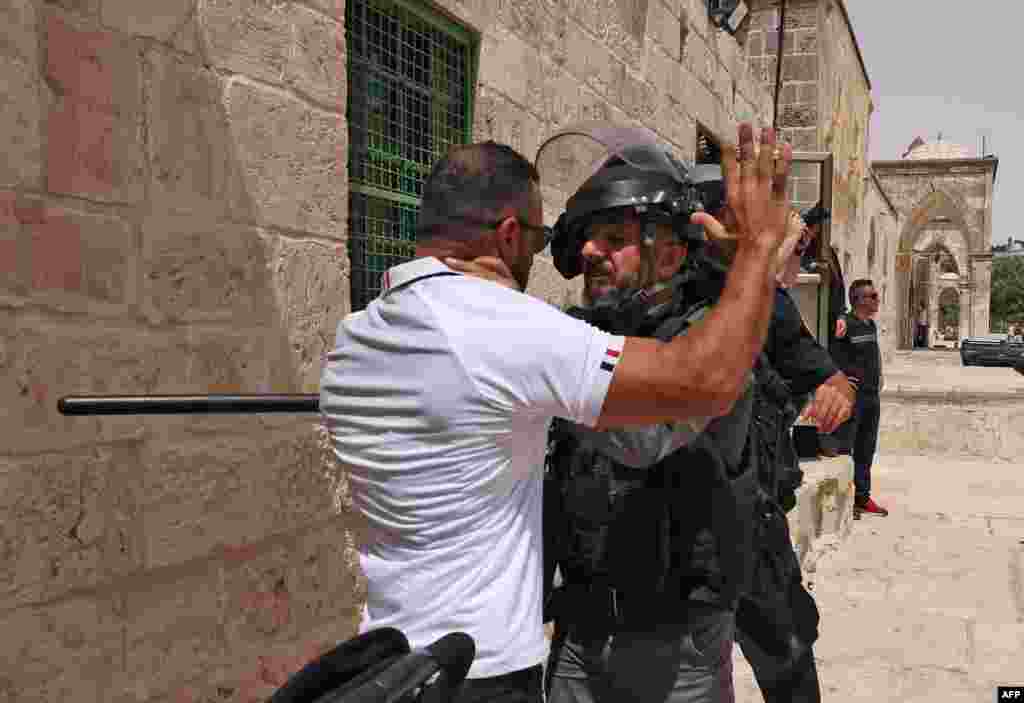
xmin=320 ymin=124 xmax=793 ymax=702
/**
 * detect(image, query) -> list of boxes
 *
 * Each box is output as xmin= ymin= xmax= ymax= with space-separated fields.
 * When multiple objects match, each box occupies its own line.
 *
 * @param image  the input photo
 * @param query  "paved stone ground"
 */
xmin=884 ymin=350 xmax=1024 ymax=394
xmin=733 ymin=453 xmax=1024 ymax=702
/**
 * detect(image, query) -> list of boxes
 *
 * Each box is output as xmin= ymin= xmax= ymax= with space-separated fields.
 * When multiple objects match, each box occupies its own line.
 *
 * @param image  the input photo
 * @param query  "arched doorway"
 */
xmin=938 ymin=286 xmax=960 ymax=346
xmin=894 ymin=190 xmax=974 ymax=350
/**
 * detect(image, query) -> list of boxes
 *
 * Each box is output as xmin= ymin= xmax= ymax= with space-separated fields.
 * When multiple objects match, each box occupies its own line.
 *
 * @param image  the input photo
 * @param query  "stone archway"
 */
xmin=893 ymin=190 xmax=976 ymax=349
xmin=937 ymin=286 xmax=961 ymax=345
xmin=873 ymin=149 xmax=997 ymax=349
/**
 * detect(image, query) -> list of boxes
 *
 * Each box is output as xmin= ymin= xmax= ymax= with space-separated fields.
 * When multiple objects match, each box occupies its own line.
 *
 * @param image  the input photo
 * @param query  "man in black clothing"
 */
xmin=832 ymin=279 xmax=889 ymax=517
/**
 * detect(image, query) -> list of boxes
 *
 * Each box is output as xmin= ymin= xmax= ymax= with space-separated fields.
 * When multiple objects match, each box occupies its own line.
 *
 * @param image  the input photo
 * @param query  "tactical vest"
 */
xmin=545 ymin=261 xmax=761 ymax=610
xmin=751 ymin=354 xmax=803 ymax=512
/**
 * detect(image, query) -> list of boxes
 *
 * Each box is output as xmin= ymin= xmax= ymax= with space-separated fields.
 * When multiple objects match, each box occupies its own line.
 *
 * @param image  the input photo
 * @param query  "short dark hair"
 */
xmin=416 ymin=141 xmax=540 ymax=239
xmin=849 ymin=278 xmax=874 ymax=304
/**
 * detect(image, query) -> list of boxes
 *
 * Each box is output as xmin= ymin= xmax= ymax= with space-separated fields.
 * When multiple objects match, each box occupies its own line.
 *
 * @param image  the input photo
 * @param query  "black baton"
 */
xmin=57 ymin=394 xmax=320 ymax=416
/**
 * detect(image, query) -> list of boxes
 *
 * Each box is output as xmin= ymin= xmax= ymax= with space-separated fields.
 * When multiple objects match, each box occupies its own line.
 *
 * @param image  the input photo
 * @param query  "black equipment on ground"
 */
xmin=271 ymin=629 xmax=475 ymax=703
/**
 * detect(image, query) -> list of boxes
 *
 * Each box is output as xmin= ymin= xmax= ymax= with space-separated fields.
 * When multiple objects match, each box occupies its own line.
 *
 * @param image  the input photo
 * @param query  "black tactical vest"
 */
xmin=545 ymin=259 xmax=761 ymax=609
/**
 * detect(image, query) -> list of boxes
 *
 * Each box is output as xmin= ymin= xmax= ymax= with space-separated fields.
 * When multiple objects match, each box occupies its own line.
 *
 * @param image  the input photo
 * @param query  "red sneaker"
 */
xmin=855 ymin=497 xmax=889 ymax=517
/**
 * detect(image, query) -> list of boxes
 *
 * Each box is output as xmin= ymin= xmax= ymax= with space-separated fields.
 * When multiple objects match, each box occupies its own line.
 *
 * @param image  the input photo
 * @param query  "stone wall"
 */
xmin=853 ymin=173 xmax=901 ymax=362
xmin=817 ymin=0 xmax=871 ymax=260
xmin=0 ymin=2 xmax=361 ymax=702
xmin=745 ymin=0 xmax=876 ymax=336
xmin=879 ymin=391 xmax=1024 ymax=462
xmin=431 ymin=0 xmax=775 ymax=306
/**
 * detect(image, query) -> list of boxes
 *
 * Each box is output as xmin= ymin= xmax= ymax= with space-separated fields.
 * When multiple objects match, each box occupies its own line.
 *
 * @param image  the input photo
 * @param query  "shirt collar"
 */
xmin=380 ymin=257 xmax=460 ymax=297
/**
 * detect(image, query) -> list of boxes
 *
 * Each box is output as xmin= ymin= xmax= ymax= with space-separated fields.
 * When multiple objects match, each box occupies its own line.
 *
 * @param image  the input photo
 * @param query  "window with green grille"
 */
xmin=346 ymin=0 xmax=478 ymax=311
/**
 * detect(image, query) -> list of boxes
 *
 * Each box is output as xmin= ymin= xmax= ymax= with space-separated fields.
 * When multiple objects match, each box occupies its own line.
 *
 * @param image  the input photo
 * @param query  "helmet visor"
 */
xmin=535 ymin=122 xmax=689 ymax=204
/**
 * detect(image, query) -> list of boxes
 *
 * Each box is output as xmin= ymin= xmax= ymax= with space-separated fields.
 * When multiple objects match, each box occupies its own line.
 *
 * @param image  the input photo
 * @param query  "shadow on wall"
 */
xmin=0 ymin=5 xmax=365 ymax=702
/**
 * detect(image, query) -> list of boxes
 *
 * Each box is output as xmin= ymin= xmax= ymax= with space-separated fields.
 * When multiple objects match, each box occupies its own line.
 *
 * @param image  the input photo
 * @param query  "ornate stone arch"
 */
xmin=898 ymin=188 xmax=977 ymax=255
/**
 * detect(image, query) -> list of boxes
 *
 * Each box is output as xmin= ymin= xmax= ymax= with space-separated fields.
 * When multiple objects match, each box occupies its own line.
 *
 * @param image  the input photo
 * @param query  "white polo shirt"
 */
xmin=319 ymin=257 xmax=624 ymax=678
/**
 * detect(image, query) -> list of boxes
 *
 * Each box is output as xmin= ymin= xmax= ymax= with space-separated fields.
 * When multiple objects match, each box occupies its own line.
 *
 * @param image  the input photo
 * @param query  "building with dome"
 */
xmin=872 ymin=135 xmax=998 ymax=349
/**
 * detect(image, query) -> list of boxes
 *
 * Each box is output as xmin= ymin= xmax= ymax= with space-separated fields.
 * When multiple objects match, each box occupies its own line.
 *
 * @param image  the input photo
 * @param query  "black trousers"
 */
xmin=736 ymin=507 xmax=821 ymax=703
xmin=447 ymin=665 xmax=544 ymax=703
xmin=845 ymin=392 xmax=881 ymax=502
xmin=547 ymin=600 xmax=736 ymax=703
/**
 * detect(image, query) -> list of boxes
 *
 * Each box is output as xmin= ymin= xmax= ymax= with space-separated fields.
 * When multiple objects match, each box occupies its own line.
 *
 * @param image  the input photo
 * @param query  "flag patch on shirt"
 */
xmin=600 ymin=348 xmax=621 ymax=373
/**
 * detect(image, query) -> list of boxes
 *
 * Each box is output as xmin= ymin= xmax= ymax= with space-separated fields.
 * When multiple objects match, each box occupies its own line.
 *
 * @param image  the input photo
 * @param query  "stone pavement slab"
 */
xmin=733 ymin=453 xmax=1024 ymax=702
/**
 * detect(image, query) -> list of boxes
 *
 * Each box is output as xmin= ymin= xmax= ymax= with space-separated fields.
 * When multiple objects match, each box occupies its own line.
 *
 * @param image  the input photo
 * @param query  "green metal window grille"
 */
xmin=346 ymin=0 xmax=478 ymax=310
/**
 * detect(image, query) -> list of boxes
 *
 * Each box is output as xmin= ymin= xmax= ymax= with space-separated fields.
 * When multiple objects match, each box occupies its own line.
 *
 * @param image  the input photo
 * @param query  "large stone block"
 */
xmin=478 ymin=26 xmax=531 ymax=106
xmin=140 ymin=426 xmax=337 ymax=558
xmin=1 ymin=0 xmax=38 ymax=66
xmin=563 ymin=20 xmax=627 ymax=103
xmin=0 ymin=1 xmax=42 ymax=190
xmin=645 ymin=0 xmax=680 ymax=60
xmin=146 ymin=49 xmax=239 ymax=216
xmin=45 ymin=15 xmax=145 ymax=203
xmin=100 ymin=0 xmax=193 ymax=42
xmin=289 ymin=4 xmax=345 ymax=108
xmin=781 ymin=53 xmax=817 ymax=82
xmin=198 ymin=0 xmax=344 ymax=108
xmin=0 ymin=197 xmax=137 ymax=312
xmin=138 ymin=437 xmax=276 ymax=568
xmin=0 ymin=595 xmax=123 ymax=703
xmin=261 ymin=233 xmax=350 ymax=393
xmin=495 ymin=0 xmax=568 ymax=61
xmin=565 ymin=0 xmax=646 ymax=72
xmin=224 ymin=80 xmax=343 ymax=238
xmin=783 ymin=2 xmax=817 ymax=29
xmin=617 ymin=71 xmax=658 ymax=122
xmin=472 ymin=85 xmax=544 ymax=169
xmin=0 ymin=445 xmax=143 ymax=610
xmin=285 ymin=521 xmax=364 ymax=636
xmin=683 ymin=30 xmax=715 ymax=87
xmin=223 ymin=541 xmax=296 ymax=648
xmin=0 ymin=67 xmax=42 ymax=190
xmin=222 ymin=523 xmax=361 ymax=657
xmin=140 ymin=214 xmax=275 ymax=325
xmin=0 ymin=314 xmax=191 ymax=454
xmin=197 ymin=0 xmax=291 ymax=85
xmin=116 ymin=565 xmax=223 ymax=702
xmin=528 ymin=58 xmax=581 ymax=129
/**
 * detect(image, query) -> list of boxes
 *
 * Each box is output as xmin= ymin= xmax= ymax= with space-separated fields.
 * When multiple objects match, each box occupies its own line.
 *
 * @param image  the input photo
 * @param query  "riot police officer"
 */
xmin=533 ymin=126 xmax=769 ymax=703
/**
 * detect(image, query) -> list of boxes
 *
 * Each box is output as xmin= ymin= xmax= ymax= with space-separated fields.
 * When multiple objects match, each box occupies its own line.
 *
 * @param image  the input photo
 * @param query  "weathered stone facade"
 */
xmin=1 ymin=2 xmax=360 ymax=702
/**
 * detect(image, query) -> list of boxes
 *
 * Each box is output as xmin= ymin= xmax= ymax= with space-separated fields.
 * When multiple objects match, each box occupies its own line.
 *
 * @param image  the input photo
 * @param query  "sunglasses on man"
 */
xmin=438 ymin=214 xmax=554 ymax=249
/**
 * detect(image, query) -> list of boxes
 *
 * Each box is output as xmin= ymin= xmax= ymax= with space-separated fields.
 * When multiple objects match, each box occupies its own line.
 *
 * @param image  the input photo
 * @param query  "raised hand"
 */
xmin=691 ymin=124 xmax=793 ymax=255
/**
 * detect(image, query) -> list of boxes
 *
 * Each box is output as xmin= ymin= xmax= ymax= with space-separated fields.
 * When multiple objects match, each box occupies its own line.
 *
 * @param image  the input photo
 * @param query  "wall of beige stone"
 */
xmin=0 ymin=1 xmax=363 ymax=702
xmin=880 ymin=392 xmax=1024 ymax=462
xmin=432 ymin=0 xmax=775 ymax=307
xmin=845 ymin=173 xmax=901 ymax=362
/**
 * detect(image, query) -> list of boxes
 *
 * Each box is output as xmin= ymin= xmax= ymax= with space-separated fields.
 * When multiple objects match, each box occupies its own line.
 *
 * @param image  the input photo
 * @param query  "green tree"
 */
xmin=990 ymin=256 xmax=1024 ymax=330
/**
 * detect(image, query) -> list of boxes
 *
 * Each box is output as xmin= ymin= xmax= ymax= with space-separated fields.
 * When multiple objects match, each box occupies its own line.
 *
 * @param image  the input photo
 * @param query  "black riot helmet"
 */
xmin=536 ymin=122 xmax=726 ymax=279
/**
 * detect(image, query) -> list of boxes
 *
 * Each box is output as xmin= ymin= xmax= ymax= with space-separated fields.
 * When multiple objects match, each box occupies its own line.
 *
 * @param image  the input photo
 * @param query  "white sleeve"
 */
xmin=461 ymin=298 xmax=624 ymax=429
